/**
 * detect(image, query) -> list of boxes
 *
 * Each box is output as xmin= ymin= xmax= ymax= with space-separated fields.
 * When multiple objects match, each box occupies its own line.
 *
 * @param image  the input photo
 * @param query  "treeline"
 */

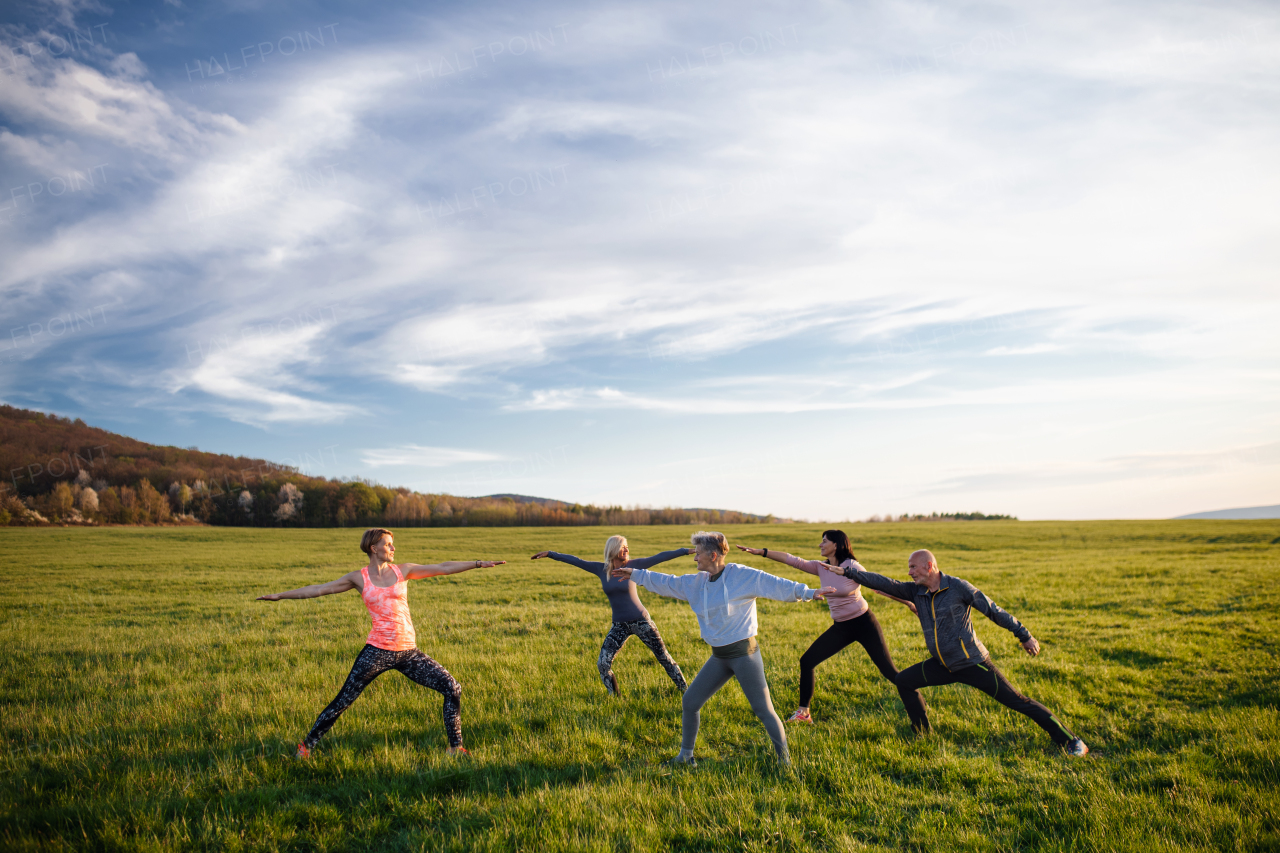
xmin=862 ymin=512 xmax=1017 ymax=522
xmin=0 ymin=406 xmax=779 ymax=528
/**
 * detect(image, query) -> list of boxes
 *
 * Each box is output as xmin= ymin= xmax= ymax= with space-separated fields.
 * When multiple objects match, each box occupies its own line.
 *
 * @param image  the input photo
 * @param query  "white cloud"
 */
xmin=0 ymin=49 xmax=241 ymax=161
xmin=360 ymin=445 xmax=506 ymax=467
xmin=164 ymin=323 xmax=357 ymax=425
xmin=985 ymin=344 xmax=1062 ymax=356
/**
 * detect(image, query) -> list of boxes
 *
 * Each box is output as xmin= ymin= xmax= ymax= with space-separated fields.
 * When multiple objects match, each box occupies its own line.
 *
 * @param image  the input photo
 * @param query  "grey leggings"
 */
xmin=682 ymin=649 xmax=789 ymax=762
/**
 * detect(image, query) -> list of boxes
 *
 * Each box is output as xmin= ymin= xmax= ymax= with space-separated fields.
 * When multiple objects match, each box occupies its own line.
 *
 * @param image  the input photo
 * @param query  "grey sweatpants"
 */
xmin=681 ymin=649 xmax=789 ymax=762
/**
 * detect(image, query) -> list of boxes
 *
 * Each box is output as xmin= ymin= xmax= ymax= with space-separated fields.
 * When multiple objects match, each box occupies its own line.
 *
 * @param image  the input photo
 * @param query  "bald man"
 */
xmin=841 ymin=550 xmax=1087 ymax=756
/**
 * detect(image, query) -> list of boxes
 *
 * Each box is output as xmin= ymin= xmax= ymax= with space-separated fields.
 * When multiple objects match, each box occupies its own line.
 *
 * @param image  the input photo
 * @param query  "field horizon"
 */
xmin=2 ymin=520 xmax=1277 ymax=851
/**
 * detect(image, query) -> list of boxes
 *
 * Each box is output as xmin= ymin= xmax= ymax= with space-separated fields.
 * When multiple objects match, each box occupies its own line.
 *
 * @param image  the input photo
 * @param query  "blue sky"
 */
xmin=1 ymin=0 xmax=1277 ymax=520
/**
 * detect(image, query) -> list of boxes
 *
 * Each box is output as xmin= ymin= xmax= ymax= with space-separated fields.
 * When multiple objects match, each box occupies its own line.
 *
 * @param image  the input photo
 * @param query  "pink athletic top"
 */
xmin=774 ymin=553 xmax=869 ymax=622
xmin=360 ymin=564 xmax=416 ymax=651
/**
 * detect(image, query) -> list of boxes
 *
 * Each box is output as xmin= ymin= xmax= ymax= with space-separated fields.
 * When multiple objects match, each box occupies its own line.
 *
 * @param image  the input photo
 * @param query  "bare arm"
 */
xmin=257 ymin=571 xmax=359 ymax=601
xmin=403 ymin=559 xmax=505 ymax=580
xmin=871 ymin=588 xmax=919 ymax=614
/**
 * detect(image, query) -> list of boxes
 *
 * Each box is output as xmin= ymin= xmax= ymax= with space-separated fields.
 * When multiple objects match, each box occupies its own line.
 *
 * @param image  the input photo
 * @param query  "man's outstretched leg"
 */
xmin=957 ymin=661 xmax=1082 ymax=750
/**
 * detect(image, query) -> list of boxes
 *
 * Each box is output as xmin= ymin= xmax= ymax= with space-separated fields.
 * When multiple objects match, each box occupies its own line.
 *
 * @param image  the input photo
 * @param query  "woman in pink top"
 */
xmin=737 ymin=529 xmax=916 ymax=723
xmin=258 ymin=527 xmax=505 ymax=758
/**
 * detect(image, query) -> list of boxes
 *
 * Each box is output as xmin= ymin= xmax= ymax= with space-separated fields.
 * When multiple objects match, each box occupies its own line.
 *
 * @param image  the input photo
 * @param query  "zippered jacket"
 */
xmin=842 ymin=563 xmax=1031 ymax=671
xmin=631 ymin=562 xmax=818 ymax=647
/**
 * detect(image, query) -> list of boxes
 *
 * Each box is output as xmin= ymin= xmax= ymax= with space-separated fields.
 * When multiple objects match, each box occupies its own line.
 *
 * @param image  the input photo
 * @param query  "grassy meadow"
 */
xmin=1 ymin=521 xmax=1277 ymax=852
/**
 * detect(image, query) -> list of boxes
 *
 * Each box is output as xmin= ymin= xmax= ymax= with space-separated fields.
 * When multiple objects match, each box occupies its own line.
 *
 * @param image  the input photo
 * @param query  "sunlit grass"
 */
xmin=1 ymin=521 xmax=1277 ymax=851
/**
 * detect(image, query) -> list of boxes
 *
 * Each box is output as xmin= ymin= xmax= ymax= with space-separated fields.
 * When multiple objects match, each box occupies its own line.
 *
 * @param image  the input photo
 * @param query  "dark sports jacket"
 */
xmin=842 ymin=564 xmax=1032 ymax=671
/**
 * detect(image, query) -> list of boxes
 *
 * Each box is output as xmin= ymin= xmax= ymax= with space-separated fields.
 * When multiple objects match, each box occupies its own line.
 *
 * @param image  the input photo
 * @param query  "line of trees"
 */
xmin=861 ymin=512 xmax=1017 ymax=522
xmin=1 ymin=474 xmax=779 ymax=529
xmin=0 ymin=406 xmax=779 ymax=528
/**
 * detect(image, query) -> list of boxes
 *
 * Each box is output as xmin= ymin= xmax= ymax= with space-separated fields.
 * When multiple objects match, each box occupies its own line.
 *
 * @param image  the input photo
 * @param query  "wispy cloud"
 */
xmin=359 ymin=445 xmax=507 ymax=467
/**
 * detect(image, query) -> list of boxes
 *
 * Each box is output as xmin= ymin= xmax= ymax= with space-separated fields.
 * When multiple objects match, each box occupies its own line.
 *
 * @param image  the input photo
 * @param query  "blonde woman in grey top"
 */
xmin=612 ymin=530 xmax=834 ymax=766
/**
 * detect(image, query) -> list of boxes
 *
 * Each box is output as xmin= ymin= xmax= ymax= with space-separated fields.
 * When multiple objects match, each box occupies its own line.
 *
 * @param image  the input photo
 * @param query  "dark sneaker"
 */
xmin=446 ymin=746 xmax=471 ymax=758
xmin=1065 ymin=738 xmax=1089 ymax=757
xmin=667 ymin=753 xmax=697 ymax=768
xmin=604 ymin=672 xmax=621 ymax=697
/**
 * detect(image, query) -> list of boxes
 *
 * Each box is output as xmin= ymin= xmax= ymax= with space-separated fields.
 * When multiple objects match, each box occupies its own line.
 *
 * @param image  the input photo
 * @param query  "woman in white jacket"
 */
xmin=611 ymin=530 xmax=833 ymax=766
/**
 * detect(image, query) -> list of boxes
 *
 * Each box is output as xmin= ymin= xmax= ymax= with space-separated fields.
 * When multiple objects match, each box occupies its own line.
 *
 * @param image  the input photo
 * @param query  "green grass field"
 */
xmin=1 ymin=521 xmax=1277 ymax=852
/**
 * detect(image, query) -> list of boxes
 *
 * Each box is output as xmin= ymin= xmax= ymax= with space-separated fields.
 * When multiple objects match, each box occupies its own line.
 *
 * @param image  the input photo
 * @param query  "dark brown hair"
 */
xmin=360 ymin=527 xmax=394 ymax=555
xmin=821 ymin=529 xmax=855 ymax=564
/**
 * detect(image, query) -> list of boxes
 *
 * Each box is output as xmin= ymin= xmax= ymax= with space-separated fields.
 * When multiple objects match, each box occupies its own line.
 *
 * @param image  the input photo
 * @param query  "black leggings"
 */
xmin=305 ymin=644 xmax=463 ymax=749
xmin=798 ymin=610 xmax=899 ymax=707
xmin=895 ymin=657 xmax=1075 ymax=745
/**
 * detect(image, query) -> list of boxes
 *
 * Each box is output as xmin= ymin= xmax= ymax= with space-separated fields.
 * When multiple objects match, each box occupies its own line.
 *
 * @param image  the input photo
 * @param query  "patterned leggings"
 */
xmin=304 ymin=644 xmax=463 ymax=749
xmin=598 ymin=617 xmax=687 ymax=694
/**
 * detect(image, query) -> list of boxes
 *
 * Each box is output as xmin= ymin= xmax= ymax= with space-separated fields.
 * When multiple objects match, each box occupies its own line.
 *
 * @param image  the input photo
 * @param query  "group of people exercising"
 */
xmin=258 ymin=527 xmax=1088 ymax=764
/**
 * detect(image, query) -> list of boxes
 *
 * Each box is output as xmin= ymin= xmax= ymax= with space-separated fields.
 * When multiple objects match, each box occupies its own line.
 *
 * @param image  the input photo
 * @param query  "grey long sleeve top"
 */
xmin=547 ymin=548 xmax=692 ymax=622
xmin=842 ymin=563 xmax=1031 ymax=671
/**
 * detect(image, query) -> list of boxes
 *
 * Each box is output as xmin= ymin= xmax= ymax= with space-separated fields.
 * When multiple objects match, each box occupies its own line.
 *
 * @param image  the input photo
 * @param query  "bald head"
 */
xmin=907 ymin=549 xmax=942 ymax=590
xmin=909 ymin=549 xmax=937 ymax=568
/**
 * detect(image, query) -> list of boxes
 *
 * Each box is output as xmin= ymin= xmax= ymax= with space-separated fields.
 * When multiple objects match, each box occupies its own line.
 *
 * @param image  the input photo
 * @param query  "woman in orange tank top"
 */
xmin=258 ymin=527 xmax=505 ymax=758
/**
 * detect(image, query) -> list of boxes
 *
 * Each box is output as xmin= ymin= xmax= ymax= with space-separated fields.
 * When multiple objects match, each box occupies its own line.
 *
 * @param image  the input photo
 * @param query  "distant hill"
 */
xmin=484 ymin=495 xmax=790 ymax=522
xmin=0 ymin=405 xmax=786 ymax=528
xmin=1174 ymin=504 xmax=1280 ymax=520
xmin=481 ymin=494 xmax=564 ymax=507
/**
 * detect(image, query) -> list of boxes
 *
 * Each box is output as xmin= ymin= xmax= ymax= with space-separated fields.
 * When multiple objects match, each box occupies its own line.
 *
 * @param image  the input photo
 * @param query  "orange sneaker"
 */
xmin=294 ymin=743 xmax=312 ymax=759
xmin=446 ymin=746 xmax=471 ymax=758
xmin=786 ymin=708 xmax=813 ymax=723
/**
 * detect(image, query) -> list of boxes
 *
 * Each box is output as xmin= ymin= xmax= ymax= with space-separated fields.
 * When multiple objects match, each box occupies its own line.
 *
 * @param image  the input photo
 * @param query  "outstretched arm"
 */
xmin=843 ymin=564 xmax=918 ymax=600
xmin=964 ymin=582 xmax=1037 ymax=654
xmin=531 ymin=551 xmax=606 ymax=575
xmin=403 ymin=559 xmax=506 ymax=580
xmin=257 ymin=571 xmax=359 ymax=601
xmin=740 ymin=567 xmax=833 ymax=602
xmin=620 ymin=567 xmax=696 ymax=602
xmin=735 ymin=545 xmax=823 ymax=577
xmin=626 ymin=548 xmax=693 ymax=571
xmin=870 ymin=588 xmax=919 ymax=614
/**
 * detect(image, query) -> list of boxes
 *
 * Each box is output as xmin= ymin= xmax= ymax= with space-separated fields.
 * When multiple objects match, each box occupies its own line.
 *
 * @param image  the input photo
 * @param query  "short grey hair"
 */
xmin=691 ymin=530 xmax=729 ymax=556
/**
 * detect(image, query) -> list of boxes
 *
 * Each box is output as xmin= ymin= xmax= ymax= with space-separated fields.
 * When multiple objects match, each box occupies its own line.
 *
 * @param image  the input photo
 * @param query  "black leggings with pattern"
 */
xmin=304 ymin=644 xmax=463 ymax=749
xmin=598 ymin=617 xmax=687 ymax=694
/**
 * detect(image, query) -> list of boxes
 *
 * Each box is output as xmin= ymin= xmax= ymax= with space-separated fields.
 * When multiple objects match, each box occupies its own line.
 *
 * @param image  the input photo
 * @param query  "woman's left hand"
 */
xmin=811 ymin=586 xmax=837 ymax=601
xmin=610 ymin=565 xmax=635 ymax=580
